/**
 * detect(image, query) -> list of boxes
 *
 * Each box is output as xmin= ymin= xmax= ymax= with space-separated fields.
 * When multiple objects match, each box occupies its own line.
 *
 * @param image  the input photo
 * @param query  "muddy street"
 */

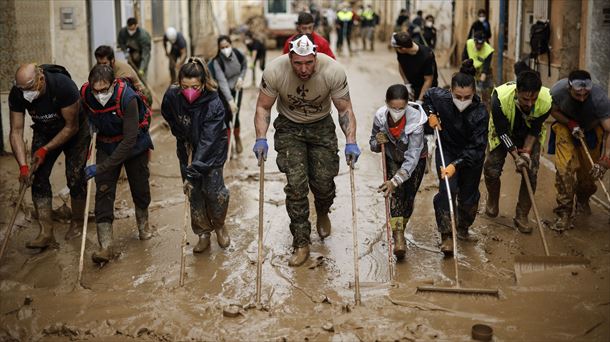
xmin=1 ymin=49 xmax=609 ymax=341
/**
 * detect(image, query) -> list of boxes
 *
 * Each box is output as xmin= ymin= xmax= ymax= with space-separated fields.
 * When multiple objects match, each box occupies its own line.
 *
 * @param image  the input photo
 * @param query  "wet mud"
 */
xmin=1 ymin=50 xmax=609 ymax=341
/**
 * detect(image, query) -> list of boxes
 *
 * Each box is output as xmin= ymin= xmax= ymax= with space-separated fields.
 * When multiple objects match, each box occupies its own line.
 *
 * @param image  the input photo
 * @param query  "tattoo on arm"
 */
xmin=339 ymin=111 xmax=350 ymax=132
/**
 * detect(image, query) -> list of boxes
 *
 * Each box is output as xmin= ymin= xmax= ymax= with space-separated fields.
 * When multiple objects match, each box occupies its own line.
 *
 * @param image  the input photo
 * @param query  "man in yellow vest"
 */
xmin=360 ymin=5 xmax=378 ymax=51
xmin=462 ymin=32 xmax=494 ymax=107
xmin=483 ymin=70 xmax=552 ymax=233
xmin=336 ymin=3 xmax=354 ymax=55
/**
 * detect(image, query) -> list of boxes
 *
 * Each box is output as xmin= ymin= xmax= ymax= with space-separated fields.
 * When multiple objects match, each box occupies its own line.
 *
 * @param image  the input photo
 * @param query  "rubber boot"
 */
xmin=64 ymin=198 xmax=85 ymax=241
xmin=484 ymin=177 xmax=500 ymax=218
xmin=513 ymin=207 xmax=532 ymax=234
xmin=234 ymin=128 xmax=243 ymax=154
xmin=193 ymin=233 xmax=211 ymax=253
xmin=92 ymin=222 xmax=114 ymax=264
xmin=576 ymin=199 xmax=592 ymax=216
xmin=440 ymin=234 xmax=453 ymax=257
xmin=316 ymin=212 xmax=331 ymax=239
xmin=393 ymin=229 xmax=407 ymax=260
xmin=26 ymin=198 xmax=57 ymax=249
xmin=457 ymin=230 xmax=479 ymax=242
xmin=551 ymin=212 xmax=573 ymax=231
xmin=135 ymin=207 xmax=153 ymax=240
xmin=215 ymin=226 xmax=231 ymax=248
xmin=288 ymin=245 xmax=310 ymax=267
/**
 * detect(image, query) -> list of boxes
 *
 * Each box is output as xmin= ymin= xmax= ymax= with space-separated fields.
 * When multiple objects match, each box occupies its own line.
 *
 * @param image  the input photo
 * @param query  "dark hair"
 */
xmin=417 ymin=10 xmax=423 ymax=16
xmin=516 ymin=70 xmax=542 ymax=93
xmin=94 ymin=45 xmax=115 ymax=61
xmin=568 ymin=70 xmax=591 ymax=81
xmin=451 ymin=59 xmax=477 ymax=89
xmin=178 ymin=57 xmax=217 ymax=91
xmin=217 ymin=35 xmax=232 ymax=47
xmin=478 ymin=9 xmax=486 ymax=16
xmin=474 ymin=32 xmax=486 ymax=42
xmin=127 ymin=17 xmax=137 ymax=26
xmin=88 ymin=64 xmax=114 ymax=85
xmin=296 ymin=12 xmax=314 ymax=25
xmin=394 ymin=32 xmax=413 ymax=48
xmin=386 ymin=84 xmax=409 ymax=102
xmin=425 ymin=15 xmax=434 ymax=21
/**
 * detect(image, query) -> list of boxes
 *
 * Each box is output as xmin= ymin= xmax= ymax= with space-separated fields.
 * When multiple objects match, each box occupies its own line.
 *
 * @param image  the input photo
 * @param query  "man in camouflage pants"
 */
xmin=253 ymin=34 xmax=361 ymax=267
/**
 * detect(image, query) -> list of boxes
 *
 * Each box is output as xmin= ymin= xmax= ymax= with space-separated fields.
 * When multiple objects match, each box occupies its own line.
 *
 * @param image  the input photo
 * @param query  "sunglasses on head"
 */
xmin=569 ymin=79 xmax=592 ymax=91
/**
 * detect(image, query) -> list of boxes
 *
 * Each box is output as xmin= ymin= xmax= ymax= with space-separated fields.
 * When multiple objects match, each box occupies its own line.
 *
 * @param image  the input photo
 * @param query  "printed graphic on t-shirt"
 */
xmin=287 ymin=84 xmax=323 ymax=115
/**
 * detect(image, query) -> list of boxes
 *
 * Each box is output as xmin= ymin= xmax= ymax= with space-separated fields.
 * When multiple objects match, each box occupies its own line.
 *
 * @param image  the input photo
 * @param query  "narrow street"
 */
xmin=1 ymin=48 xmax=609 ymax=341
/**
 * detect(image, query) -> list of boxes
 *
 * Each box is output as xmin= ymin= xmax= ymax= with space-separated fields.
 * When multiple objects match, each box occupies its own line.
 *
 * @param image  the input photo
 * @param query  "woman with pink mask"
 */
xmin=161 ymin=57 xmax=231 ymax=255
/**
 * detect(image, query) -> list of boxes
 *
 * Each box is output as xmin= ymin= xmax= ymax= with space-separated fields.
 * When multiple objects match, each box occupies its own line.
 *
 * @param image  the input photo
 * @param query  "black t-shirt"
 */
xmin=9 ymin=71 xmax=80 ymax=134
xmin=396 ymin=45 xmax=439 ymax=94
xmin=246 ymin=39 xmax=266 ymax=59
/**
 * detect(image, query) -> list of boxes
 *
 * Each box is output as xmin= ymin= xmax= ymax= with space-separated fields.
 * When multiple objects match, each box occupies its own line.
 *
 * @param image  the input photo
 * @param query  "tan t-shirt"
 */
xmin=113 ymin=60 xmax=146 ymax=92
xmin=260 ymin=53 xmax=349 ymax=123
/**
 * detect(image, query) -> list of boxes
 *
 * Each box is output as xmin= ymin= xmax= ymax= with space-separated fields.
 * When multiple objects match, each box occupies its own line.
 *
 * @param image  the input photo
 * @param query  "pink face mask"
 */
xmin=181 ymin=88 xmax=202 ymax=104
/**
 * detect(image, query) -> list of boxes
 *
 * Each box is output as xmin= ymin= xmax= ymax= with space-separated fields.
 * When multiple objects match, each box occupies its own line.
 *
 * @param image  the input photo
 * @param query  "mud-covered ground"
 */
xmin=1 ymin=49 xmax=609 ymax=341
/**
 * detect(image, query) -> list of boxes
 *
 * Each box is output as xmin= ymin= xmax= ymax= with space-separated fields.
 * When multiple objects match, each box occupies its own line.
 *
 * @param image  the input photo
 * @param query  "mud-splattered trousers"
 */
xmin=94 ymin=150 xmax=151 ymax=224
xmin=31 ymin=124 xmax=90 ymax=207
xmin=483 ymin=142 xmax=541 ymax=218
xmin=552 ymin=123 xmax=603 ymax=215
xmin=433 ymin=148 xmax=483 ymax=236
xmin=273 ymin=114 xmax=340 ymax=248
xmin=386 ymin=155 xmax=427 ymax=229
xmin=184 ymin=166 xmax=230 ymax=236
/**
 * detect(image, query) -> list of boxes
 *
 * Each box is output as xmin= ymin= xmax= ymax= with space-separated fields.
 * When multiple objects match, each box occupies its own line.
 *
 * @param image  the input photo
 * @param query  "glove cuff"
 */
xmin=19 ymin=165 xmax=29 ymax=176
xmin=255 ymin=138 xmax=267 ymax=142
xmin=599 ymin=155 xmax=610 ymax=168
xmin=35 ymin=146 xmax=48 ymax=159
xmin=567 ymin=120 xmax=579 ymax=131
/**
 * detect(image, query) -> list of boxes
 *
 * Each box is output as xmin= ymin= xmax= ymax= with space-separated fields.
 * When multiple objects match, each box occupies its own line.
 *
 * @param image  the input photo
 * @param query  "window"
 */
xmin=268 ymin=0 xmax=287 ymax=14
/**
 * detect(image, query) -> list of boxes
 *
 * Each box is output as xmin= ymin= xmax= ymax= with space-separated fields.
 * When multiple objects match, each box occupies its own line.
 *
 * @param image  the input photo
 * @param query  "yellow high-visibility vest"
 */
xmin=466 ymin=38 xmax=494 ymax=71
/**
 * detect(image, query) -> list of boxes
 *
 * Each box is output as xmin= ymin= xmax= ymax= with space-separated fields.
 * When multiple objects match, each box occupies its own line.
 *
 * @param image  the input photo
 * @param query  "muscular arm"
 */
xmin=332 ymin=92 xmax=357 ymax=144
xmin=550 ymin=104 xmax=573 ymax=125
xmin=254 ymin=91 xmax=277 ymax=139
xmin=398 ymin=65 xmax=408 ymax=84
xmin=9 ymin=111 xmax=28 ymax=166
xmin=45 ymin=101 xmax=80 ymax=152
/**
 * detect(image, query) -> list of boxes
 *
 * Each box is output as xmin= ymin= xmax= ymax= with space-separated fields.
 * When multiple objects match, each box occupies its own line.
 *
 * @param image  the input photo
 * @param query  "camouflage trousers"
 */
xmin=274 ymin=114 xmax=340 ymax=247
xmin=386 ymin=156 xmax=427 ymax=230
xmin=483 ymin=141 xmax=541 ymax=218
xmin=552 ymin=123 xmax=602 ymax=215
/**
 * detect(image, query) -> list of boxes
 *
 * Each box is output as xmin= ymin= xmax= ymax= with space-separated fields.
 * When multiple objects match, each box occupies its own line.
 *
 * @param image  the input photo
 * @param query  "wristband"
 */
xmin=19 ymin=165 xmax=29 ymax=176
xmin=566 ymin=120 xmax=579 ymax=131
xmin=34 ymin=146 xmax=48 ymax=160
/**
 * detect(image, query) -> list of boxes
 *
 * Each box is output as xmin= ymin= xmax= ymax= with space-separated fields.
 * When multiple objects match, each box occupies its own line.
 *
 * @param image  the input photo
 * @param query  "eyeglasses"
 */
xmin=569 ymin=79 xmax=592 ymax=91
xmin=13 ymin=76 xmax=38 ymax=91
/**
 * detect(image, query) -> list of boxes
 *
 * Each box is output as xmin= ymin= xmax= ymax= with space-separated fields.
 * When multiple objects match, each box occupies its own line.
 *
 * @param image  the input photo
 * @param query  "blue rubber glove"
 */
xmin=84 ymin=165 xmax=96 ymax=180
xmin=253 ymin=138 xmax=268 ymax=161
xmin=345 ymin=143 xmax=361 ymax=166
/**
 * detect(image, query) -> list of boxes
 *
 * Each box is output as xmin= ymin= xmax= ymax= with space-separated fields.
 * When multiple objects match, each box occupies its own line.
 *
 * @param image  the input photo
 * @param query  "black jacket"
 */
xmin=423 ymin=87 xmax=488 ymax=168
xmin=161 ymin=86 xmax=228 ymax=181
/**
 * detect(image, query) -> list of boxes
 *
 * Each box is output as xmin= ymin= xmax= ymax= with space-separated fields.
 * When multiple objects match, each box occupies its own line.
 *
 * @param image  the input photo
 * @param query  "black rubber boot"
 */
xmin=26 ymin=198 xmax=58 ymax=249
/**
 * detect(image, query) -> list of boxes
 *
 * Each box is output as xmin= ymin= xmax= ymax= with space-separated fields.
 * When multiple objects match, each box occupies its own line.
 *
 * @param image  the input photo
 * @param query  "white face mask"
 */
xmin=221 ymin=47 xmax=232 ymax=58
xmin=426 ymin=21 xmax=433 ymax=28
xmin=95 ymin=90 xmax=113 ymax=106
xmin=388 ymin=107 xmax=406 ymax=122
xmin=128 ymin=29 xmax=137 ymax=36
xmin=23 ymin=90 xmax=40 ymax=103
xmin=452 ymin=97 xmax=472 ymax=112
xmin=478 ymin=16 xmax=486 ymax=22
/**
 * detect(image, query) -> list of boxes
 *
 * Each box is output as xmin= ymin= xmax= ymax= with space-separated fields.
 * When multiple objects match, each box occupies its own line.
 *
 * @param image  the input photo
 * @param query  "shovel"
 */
xmin=179 ymin=149 xmax=193 ymax=287
xmin=513 ymin=166 xmax=590 ymax=283
xmin=77 ymin=132 xmax=97 ymax=286
xmin=577 ymin=136 xmax=610 ymax=205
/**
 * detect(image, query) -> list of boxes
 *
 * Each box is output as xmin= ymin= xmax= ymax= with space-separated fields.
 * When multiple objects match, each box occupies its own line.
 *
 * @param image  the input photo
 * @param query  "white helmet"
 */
xmin=165 ymin=27 xmax=177 ymax=43
xmin=289 ymin=35 xmax=317 ymax=56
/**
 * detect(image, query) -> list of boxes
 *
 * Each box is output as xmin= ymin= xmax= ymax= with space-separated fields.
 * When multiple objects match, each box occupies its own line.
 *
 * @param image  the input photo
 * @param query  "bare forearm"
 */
xmin=523 ymin=134 xmax=537 ymax=152
xmin=419 ymin=77 xmax=433 ymax=101
xmin=603 ymin=132 xmax=610 ymax=158
xmin=338 ymin=109 xmax=357 ymax=143
xmin=254 ymin=106 xmax=271 ymax=139
xmin=45 ymin=125 xmax=78 ymax=151
xmin=10 ymin=130 xmax=27 ymax=166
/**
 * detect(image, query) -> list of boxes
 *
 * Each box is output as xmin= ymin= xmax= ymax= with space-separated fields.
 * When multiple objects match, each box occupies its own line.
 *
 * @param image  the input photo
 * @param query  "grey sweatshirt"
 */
xmin=213 ymin=48 xmax=247 ymax=102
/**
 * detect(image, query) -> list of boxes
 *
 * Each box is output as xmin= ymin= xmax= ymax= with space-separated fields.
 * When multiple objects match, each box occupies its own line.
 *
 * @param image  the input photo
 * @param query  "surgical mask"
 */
xmin=426 ymin=21 xmax=433 ymax=28
xmin=478 ymin=16 xmax=486 ymax=22
xmin=388 ymin=107 xmax=406 ymax=122
xmin=23 ymin=90 xmax=39 ymax=103
xmin=95 ymin=90 xmax=113 ymax=106
xmin=221 ymin=47 xmax=232 ymax=58
xmin=128 ymin=29 xmax=137 ymax=36
xmin=181 ymin=88 xmax=202 ymax=104
xmin=452 ymin=97 xmax=472 ymax=112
